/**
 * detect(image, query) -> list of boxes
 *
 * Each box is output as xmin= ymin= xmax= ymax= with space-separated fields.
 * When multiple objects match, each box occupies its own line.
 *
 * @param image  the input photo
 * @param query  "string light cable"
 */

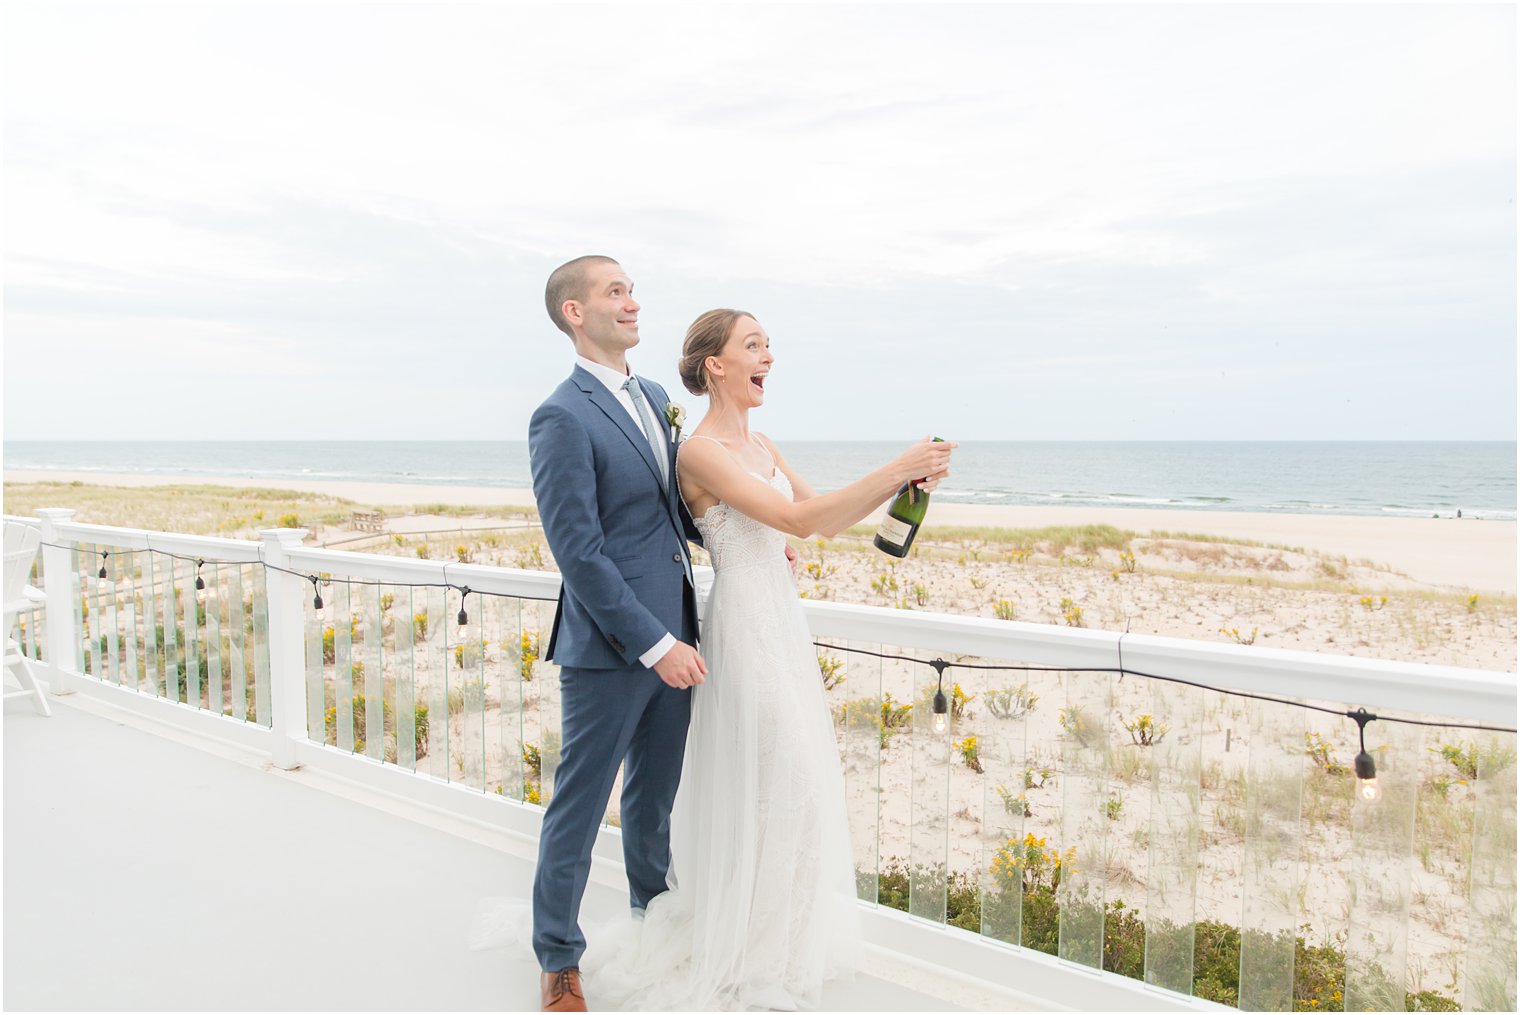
xmin=39 ymin=540 xmax=1519 ymax=774
xmin=46 ymin=540 xmax=559 ymax=602
xmin=810 ymin=638 xmax=1516 ymax=796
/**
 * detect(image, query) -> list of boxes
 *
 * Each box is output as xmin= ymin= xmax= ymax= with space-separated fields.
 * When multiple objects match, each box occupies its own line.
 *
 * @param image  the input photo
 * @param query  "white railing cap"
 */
xmin=283 ymin=546 xmax=562 ymax=600
xmin=53 ymin=521 xmax=264 ymax=563
xmin=36 ymin=514 xmax=1518 ymax=728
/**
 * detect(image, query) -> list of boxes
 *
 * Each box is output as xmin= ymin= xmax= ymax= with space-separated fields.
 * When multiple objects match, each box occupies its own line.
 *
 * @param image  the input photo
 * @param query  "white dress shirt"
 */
xmin=575 ymin=355 xmax=678 ymax=669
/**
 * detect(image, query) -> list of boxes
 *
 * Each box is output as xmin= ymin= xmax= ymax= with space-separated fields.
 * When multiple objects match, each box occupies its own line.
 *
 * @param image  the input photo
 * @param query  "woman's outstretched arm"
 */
xmin=678 ymin=435 xmax=953 ymax=539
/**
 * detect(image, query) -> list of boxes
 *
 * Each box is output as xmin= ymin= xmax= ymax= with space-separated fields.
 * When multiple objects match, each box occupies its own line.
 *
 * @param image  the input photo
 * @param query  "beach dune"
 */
xmin=5 ymin=469 xmax=1514 ymax=594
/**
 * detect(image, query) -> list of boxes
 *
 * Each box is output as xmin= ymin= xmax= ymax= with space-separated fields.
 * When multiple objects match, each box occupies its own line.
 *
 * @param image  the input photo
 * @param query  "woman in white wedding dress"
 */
xmin=576 ymin=309 xmax=955 ymax=1011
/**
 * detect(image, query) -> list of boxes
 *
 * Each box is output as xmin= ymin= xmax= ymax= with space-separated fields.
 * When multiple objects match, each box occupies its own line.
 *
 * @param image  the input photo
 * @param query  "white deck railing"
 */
xmin=20 ymin=509 xmax=1518 ymax=1012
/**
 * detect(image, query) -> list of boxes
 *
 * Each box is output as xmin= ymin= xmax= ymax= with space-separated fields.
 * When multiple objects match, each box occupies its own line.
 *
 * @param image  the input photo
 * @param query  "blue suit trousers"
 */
xmin=530 ymin=663 xmax=693 ymax=972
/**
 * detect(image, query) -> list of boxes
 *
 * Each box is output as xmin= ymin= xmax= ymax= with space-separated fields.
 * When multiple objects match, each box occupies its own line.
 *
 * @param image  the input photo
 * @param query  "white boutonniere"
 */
xmin=664 ymin=402 xmax=686 ymax=443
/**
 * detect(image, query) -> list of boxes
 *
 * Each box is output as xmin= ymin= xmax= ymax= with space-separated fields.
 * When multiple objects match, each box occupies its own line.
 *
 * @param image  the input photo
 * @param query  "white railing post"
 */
xmin=261 ymin=528 xmax=310 ymax=770
xmin=35 ymin=508 xmax=78 ymax=696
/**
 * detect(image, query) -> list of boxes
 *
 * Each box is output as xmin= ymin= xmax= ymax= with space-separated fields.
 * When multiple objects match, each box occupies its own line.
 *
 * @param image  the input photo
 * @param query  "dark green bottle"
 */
xmin=874 ymin=437 xmax=944 ymax=558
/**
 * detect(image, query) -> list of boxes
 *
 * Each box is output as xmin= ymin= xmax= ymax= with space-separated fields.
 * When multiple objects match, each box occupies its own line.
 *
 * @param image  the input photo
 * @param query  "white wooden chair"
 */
xmin=4 ymin=521 xmax=50 ymax=716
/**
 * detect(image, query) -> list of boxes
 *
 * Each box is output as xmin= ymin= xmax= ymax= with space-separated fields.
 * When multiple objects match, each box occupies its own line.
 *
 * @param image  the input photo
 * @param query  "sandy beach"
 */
xmin=6 ymin=468 xmax=1514 ymax=594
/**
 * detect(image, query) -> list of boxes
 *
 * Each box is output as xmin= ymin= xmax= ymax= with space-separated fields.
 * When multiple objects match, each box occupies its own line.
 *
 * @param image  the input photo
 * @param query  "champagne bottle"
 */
xmin=874 ymin=437 xmax=945 ymax=558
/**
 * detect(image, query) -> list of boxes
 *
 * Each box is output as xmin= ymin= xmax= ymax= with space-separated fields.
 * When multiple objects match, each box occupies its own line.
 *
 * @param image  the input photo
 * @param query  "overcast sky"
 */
xmin=3 ymin=2 xmax=1514 ymax=442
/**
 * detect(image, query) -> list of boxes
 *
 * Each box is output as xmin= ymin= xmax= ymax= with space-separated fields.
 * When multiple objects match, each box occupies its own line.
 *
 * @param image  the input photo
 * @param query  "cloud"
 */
xmin=2 ymin=2 xmax=1513 ymax=441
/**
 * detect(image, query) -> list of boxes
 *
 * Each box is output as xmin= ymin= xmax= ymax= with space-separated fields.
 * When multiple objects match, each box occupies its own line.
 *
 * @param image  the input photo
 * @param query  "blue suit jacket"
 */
xmin=529 ymin=366 xmax=700 ymax=670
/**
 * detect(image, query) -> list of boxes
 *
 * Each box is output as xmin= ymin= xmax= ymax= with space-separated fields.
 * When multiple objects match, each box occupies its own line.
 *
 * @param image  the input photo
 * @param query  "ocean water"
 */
xmin=4 ymin=441 xmax=1515 ymax=520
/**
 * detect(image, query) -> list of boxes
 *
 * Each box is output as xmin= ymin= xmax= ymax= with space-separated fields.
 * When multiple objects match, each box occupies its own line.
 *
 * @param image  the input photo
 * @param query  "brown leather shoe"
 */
xmin=540 ymin=968 xmax=587 ymax=1012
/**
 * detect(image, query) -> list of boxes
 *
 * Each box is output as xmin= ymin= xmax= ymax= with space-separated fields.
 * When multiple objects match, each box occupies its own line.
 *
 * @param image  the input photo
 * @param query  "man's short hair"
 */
xmin=545 ymin=255 xmax=620 ymax=337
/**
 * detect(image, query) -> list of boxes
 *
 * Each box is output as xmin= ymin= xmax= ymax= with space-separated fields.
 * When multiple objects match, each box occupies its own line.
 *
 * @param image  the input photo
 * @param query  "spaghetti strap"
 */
xmin=750 ymin=432 xmax=777 ymax=467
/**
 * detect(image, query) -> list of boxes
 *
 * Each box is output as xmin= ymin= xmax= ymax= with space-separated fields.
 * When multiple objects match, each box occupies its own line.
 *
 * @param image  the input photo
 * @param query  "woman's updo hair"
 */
xmin=679 ymin=308 xmax=755 ymax=396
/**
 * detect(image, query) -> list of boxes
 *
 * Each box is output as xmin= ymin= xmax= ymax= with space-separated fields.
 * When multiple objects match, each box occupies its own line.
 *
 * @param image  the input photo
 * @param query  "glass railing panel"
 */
xmin=1238 ymin=698 xmax=1305 ymax=1011
xmin=160 ymin=550 xmax=180 ymax=702
xmin=206 ymin=562 xmax=223 ymax=714
xmin=103 ymin=551 xmax=123 ymax=685
xmin=333 ymin=581 xmax=354 ymax=753
xmin=976 ymin=660 xmax=1031 ymax=947
xmin=79 ymin=542 xmax=99 ymax=678
xmin=456 ymin=590 xmax=486 ymax=792
xmin=419 ymin=586 xmax=448 ymax=780
xmin=870 ymin=639 xmax=912 ymax=917
xmin=392 ymin=585 xmax=417 ymax=772
xmin=826 ymin=639 xmax=880 ymax=905
xmin=180 ymin=557 xmax=200 ymax=706
xmin=73 ymin=543 xmax=88 ymax=676
xmin=108 ymin=547 xmax=127 ymax=684
xmin=908 ymin=647 xmax=949 ymax=924
xmin=524 ymin=596 xmax=559 ymax=803
xmin=356 ymin=582 xmax=383 ymax=761
xmin=1344 ymin=716 xmax=1421 ymax=1011
xmin=1406 ymin=721 xmax=1476 ymax=1008
xmin=69 ymin=543 xmax=85 ymax=673
xmin=251 ymin=564 xmax=270 ymax=727
xmin=152 ymin=550 xmax=170 ymax=697
xmin=1057 ymin=668 xmax=1112 ymax=968
xmin=304 ymin=579 xmax=325 ymax=743
xmin=92 ymin=561 xmax=107 ymax=683
xmin=1297 ymin=710 xmax=1353 ymax=1001
xmin=1193 ymin=689 xmax=1247 ymax=988
xmin=97 ymin=545 xmax=116 ymax=684
xmin=510 ymin=595 xmax=532 ymax=807
xmin=483 ymin=593 xmax=523 ymax=801
xmin=143 ymin=547 xmax=164 ymax=696
xmin=1464 ymin=731 xmax=1517 ymax=1011
xmin=227 ymin=565 xmax=248 ymax=719
xmin=121 ymin=552 xmax=142 ymax=692
xmin=1027 ymin=661 xmax=1074 ymax=958
xmin=1106 ymin=664 xmax=1155 ymax=978
xmin=1143 ymin=680 xmax=1202 ymax=994
xmin=112 ymin=549 xmax=133 ymax=686
xmin=206 ymin=564 xmax=225 ymax=715
xmin=104 ymin=547 xmax=121 ymax=683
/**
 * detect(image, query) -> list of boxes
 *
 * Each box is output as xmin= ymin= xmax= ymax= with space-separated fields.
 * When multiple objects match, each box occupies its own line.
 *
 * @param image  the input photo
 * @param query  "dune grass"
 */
xmin=1142 ymin=530 xmax=1308 ymax=555
xmin=3 ymin=481 xmax=540 ymax=538
xmin=838 ymin=522 xmax=1138 ymax=554
xmin=3 ymin=481 xmax=362 ymax=535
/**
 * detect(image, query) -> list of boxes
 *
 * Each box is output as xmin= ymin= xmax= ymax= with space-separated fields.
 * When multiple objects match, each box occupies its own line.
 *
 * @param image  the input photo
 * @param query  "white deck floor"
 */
xmin=5 ymin=695 xmax=991 ymax=1012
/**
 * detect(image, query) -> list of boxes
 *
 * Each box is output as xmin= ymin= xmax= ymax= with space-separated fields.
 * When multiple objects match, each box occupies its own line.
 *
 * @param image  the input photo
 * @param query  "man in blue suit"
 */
xmin=527 ymin=255 xmax=706 ymax=1012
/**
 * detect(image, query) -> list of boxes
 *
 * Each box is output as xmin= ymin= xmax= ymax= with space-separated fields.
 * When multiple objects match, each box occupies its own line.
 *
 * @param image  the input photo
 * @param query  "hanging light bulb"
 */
xmin=930 ymin=658 xmax=949 ymax=734
xmin=97 ymin=551 xmax=112 ymax=592
xmin=194 ymin=560 xmax=210 ymax=602
xmin=1351 ymin=708 xmax=1380 ymax=802
xmin=1355 ymin=767 xmax=1381 ymax=802
xmin=456 ymin=587 xmax=472 ymax=641
xmin=310 ymin=576 xmax=325 ymax=620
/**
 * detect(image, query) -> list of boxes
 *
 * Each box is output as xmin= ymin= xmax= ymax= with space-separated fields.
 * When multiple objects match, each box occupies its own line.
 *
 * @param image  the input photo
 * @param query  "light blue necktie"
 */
xmin=623 ymin=377 xmax=669 ymax=489
xmin=624 ymin=376 xmax=693 ymax=585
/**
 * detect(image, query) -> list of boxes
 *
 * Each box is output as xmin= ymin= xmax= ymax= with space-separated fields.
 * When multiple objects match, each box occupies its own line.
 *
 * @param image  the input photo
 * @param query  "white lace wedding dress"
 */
xmin=472 ymin=443 xmax=861 ymax=1009
xmin=582 ymin=444 xmax=862 ymax=1010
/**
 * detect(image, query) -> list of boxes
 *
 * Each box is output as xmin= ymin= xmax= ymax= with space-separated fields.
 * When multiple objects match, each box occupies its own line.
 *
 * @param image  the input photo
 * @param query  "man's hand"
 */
xmin=652 ymin=640 xmax=707 ymax=689
xmin=784 ymin=542 xmax=799 ymax=577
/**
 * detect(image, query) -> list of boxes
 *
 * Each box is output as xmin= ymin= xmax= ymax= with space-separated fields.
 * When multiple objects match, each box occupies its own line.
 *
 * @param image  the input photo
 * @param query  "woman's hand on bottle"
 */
xmin=895 ymin=436 xmax=955 ymax=486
